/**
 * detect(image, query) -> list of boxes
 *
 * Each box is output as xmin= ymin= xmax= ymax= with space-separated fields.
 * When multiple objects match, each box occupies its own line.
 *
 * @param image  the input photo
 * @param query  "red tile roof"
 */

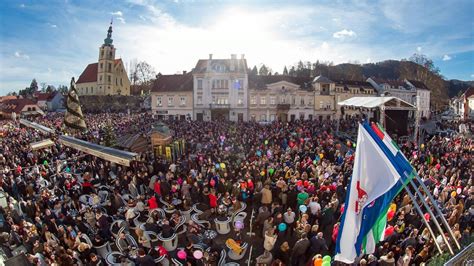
xmin=76 ymin=63 xmax=98 ymax=84
xmin=151 ymin=73 xmax=193 ymax=92
xmin=0 ymin=95 xmax=20 ymax=103
xmin=35 ymin=92 xmax=57 ymax=101
xmin=1 ymin=98 xmax=38 ymax=113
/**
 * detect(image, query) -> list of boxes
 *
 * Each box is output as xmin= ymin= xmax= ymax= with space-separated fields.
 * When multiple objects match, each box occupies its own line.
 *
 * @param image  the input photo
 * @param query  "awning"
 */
xmin=19 ymin=119 xmax=55 ymax=134
xmin=59 ymin=135 xmax=139 ymax=167
xmin=30 ymin=139 xmax=55 ymax=150
xmin=338 ymin=97 xmax=415 ymax=110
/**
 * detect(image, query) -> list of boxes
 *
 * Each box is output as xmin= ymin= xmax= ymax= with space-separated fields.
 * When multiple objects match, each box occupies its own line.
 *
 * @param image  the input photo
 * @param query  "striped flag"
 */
xmin=335 ymin=122 xmax=416 ymax=263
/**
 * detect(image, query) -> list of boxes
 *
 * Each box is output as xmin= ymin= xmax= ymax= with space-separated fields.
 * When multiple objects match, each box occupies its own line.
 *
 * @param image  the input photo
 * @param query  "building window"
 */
xmin=180 ymin=97 xmax=186 ymax=106
xmin=116 ymin=78 xmax=118 ymax=86
xmin=238 ymin=98 xmax=243 ymax=105
xmin=197 ymin=79 xmax=203 ymax=89
xmin=260 ymin=96 xmax=266 ymax=105
xmin=108 ymin=63 xmax=112 ymax=71
xmin=108 ymin=75 xmax=111 ymax=82
xmin=109 ymin=51 xmax=112 ymax=57
xmin=319 ymin=101 xmax=323 ymax=109
xmin=250 ymin=96 xmax=256 ymax=105
xmin=270 ymin=97 xmax=276 ymax=105
xmin=168 ymin=97 xmax=174 ymax=106
xmin=86 ymin=87 xmax=88 ymax=94
xmin=100 ymin=63 xmax=103 ymax=69
xmin=280 ymin=96 xmax=286 ymax=104
xmin=197 ymin=96 xmax=202 ymax=105
xmin=260 ymin=114 xmax=266 ymax=121
xmin=157 ymin=97 xmax=162 ymax=107
xmin=301 ymin=97 xmax=305 ymax=106
xmin=270 ymin=114 xmax=276 ymax=121
xmin=100 ymin=76 xmax=103 ymax=81
xmin=91 ymin=88 xmax=94 ymax=94
xmin=120 ymin=78 xmax=123 ymax=86
xmin=101 ymin=50 xmax=104 ymax=57
xmin=292 ymin=96 xmax=296 ymax=105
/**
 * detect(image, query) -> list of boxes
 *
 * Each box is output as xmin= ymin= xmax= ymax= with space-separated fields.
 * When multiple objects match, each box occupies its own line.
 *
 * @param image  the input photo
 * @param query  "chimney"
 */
xmin=231 ymin=54 xmax=237 ymax=60
xmin=241 ymin=54 xmax=245 ymax=59
xmin=183 ymin=70 xmax=187 ymax=75
xmin=209 ymin=54 xmax=213 ymax=60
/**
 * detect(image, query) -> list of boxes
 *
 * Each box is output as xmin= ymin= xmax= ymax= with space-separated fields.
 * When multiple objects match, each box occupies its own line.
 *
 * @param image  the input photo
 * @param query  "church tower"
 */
xmin=97 ymin=22 xmax=116 ymax=95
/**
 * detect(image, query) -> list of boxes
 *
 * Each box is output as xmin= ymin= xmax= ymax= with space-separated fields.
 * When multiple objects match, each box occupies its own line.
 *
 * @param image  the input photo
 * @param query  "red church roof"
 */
xmin=76 ymin=63 xmax=98 ymax=84
xmin=76 ymin=59 xmax=124 ymax=84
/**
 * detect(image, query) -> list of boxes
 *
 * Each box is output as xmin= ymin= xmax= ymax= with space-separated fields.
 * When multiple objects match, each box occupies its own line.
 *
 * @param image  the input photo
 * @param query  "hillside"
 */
xmin=289 ymin=60 xmax=472 ymax=109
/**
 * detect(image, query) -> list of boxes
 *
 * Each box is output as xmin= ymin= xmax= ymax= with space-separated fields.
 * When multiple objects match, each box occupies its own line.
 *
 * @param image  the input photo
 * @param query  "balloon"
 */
xmin=193 ymin=250 xmax=203 ymax=259
xmin=215 ymin=163 xmax=220 ymax=169
xmin=322 ymin=255 xmax=331 ymax=262
xmin=421 ymin=144 xmax=425 ymax=149
xmin=235 ymin=220 xmax=244 ymax=230
xmin=314 ymin=258 xmax=323 ymax=266
xmin=322 ymin=261 xmax=330 ymax=266
xmin=456 ymin=188 xmax=461 ymax=194
xmin=352 ymin=143 xmax=356 ymax=148
xmin=313 ymin=160 xmax=317 ymax=165
xmin=220 ymin=163 xmax=226 ymax=169
xmin=384 ymin=226 xmax=394 ymax=237
xmin=177 ymin=250 xmax=187 ymax=259
xmin=264 ymin=140 xmax=269 ymax=145
xmin=387 ymin=210 xmax=395 ymax=221
xmin=435 ymin=163 xmax=441 ymax=170
xmin=451 ymin=191 xmax=457 ymax=198
xmin=210 ymin=179 xmax=216 ymax=187
xmin=256 ymin=150 xmax=262 ymax=157
xmin=319 ymin=153 xmax=324 ymax=159
xmin=278 ymin=223 xmax=287 ymax=232
xmin=389 ymin=203 xmax=397 ymax=213
xmin=43 ymin=160 xmax=48 ymax=166
xmin=299 ymin=205 xmax=307 ymax=213
xmin=260 ymin=171 xmax=265 ymax=176
xmin=268 ymin=168 xmax=275 ymax=175
xmin=424 ymin=213 xmax=430 ymax=221
xmin=297 ymin=180 xmax=303 ymax=187
xmin=303 ymin=180 xmax=309 ymax=187
xmin=65 ymin=167 xmax=70 ymax=173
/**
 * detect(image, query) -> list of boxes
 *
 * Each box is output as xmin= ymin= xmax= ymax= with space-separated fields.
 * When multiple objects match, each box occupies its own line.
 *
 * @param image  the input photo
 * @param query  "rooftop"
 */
xmin=151 ymin=72 xmax=193 ymax=92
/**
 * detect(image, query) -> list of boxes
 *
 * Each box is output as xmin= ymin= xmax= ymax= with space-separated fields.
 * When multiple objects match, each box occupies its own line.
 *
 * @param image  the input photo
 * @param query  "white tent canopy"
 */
xmin=338 ymin=97 xmax=415 ymax=110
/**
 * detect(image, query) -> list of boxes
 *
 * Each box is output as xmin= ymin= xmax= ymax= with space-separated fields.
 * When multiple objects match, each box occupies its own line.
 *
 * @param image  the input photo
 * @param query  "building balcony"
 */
xmin=276 ymin=104 xmax=290 ymax=111
xmin=209 ymin=103 xmax=231 ymax=109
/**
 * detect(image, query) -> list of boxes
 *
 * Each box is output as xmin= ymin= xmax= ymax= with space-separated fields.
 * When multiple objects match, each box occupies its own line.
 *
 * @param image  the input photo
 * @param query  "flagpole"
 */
xmin=412 ymin=175 xmax=461 ymax=250
xmin=405 ymin=175 xmax=454 ymax=255
xmin=402 ymin=184 xmax=443 ymax=255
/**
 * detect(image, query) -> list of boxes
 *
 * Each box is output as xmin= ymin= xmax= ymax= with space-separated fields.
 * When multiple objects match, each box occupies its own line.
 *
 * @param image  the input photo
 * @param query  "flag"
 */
xmin=335 ymin=122 xmax=415 ymax=263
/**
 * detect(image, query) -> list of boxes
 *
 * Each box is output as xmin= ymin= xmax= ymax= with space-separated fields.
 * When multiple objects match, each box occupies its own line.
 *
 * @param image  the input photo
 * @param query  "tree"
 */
xmin=133 ymin=61 xmax=156 ymax=85
xmin=46 ymin=85 xmax=55 ymax=93
xmin=57 ymin=85 xmax=68 ymax=94
xmin=103 ymin=122 xmax=117 ymax=147
xmin=251 ymin=66 xmax=258 ymax=76
xmin=283 ymin=66 xmax=288 ymax=75
xmin=408 ymin=53 xmax=440 ymax=76
xmin=6 ymin=91 xmax=17 ymax=96
xmin=289 ymin=66 xmax=296 ymax=77
xmin=258 ymin=64 xmax=269 ymax=76
xmin=30 ymin=79 xmax=39 ymax=92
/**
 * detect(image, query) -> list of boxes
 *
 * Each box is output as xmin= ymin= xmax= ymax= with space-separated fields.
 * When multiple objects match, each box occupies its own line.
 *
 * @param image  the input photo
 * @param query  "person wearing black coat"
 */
xmin=310 ymin=232 xmax=328 ymax=257
xmin=134 ymin=249 xmax=155 ymax=266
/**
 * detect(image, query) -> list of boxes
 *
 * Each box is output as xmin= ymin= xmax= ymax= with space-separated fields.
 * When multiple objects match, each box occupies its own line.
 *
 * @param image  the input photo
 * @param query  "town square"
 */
xmin=0 ymin=0 xmax=472 ymax=265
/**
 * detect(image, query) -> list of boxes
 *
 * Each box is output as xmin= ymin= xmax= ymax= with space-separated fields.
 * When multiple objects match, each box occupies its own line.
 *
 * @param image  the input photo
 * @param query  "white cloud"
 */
xmin=110 ymin=11 xmax=123 ymax=16
xmin=471 ymin=74 xmax=474 ymax=79
xmin=14 ymin=51 xmax=30 ymax=60
xmin=417 ymin=46 xmax=422 ymax=52
xmin=442 ymin=54 xmax=451 ymax=61
xmin=116 ymin=17 xmax=126 ymax=24
xmin=19 ymin=3 xmax=25 ymax=8
xmin=333 ymin=29 xmax=357 ymax=39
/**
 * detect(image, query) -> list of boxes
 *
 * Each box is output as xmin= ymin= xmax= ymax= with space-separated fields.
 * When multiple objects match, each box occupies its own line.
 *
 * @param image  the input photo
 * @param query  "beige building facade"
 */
xmin=76 ymin=23 xmax=131 ymax=96
xmin=150 ymin=73 xmax=194 ymax=120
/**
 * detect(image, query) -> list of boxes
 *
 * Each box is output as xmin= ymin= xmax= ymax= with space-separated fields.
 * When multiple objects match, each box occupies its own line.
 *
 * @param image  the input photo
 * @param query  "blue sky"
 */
xmin=0 ymin=0 xmax=473 ymax=94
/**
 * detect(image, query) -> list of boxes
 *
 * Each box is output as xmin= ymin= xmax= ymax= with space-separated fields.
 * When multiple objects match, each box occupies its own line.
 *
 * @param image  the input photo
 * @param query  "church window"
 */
xmin=100 ymin=76 xmax=102 ymax=81
xmin=108 ymin=76 xmax=111 ymax=82
xmin=86 ymin=87 xmax=88 ymax=94
xmin=100 ymin=63 xmax=103 ymax=69
xmin=109 ymin=51 xmax=112 ymax=58
xmin=101 ymin=50 xmax=104 ymax=57
xmin=116 ymin=78 xmax=118 ymax=86
xmin=108 ymin=63 xmax=111 ymax=71
xmin=120 ymin=78 xmax=123 ymax=86
xmin=91 ymin=88 xmax=94 ymax=94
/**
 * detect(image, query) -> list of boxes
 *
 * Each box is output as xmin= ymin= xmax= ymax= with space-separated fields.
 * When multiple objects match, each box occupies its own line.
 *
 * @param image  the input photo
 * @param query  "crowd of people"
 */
xmin=0 ymin=113 xmax=472 ymax=266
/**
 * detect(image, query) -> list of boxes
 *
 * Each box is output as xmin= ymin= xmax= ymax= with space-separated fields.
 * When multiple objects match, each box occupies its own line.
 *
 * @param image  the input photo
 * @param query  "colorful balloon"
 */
xmin=220 ymin=163 xmax=226 ymax=169
xmin=322 ymin=255 xmax=331 ymax=262
xmin=264 ymin=140 xmax=269 ymax=145
xmin=387 ymin=210 xmax=395 ymax=221
xmin=322 ymin=261 xmax=330 ymax=266
xmin=268 ymin=168 xmax=275 ymax=175
xmin=215 ymin=163 xmax=220 ymax=169
xmin=177 ymin=250 xmax=187 ymax=259
xmin=278 ymin=223 xmax=287 ymax=232
xmin=424 ymin=213 xmax=430 ymax=221
xmin=193 ymin=250 xmax=203 ymax=259
xmin=235 ymin=220 xmax=244 ymax=230
xmin=313 ymin=258 xmax=323 ymax=266
xmin=299 ymin=205 xmax=307 ymax=213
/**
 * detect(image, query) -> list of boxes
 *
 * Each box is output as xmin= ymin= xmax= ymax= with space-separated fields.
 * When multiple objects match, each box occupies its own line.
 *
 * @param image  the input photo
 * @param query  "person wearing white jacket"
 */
xmin=263 ymin=228 xmax=277 ymax=252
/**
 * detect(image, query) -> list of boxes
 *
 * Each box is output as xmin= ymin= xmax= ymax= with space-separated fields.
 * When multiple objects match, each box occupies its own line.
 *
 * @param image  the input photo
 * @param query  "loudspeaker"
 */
xmin=4 ymin=253 xmax=31 ymax=266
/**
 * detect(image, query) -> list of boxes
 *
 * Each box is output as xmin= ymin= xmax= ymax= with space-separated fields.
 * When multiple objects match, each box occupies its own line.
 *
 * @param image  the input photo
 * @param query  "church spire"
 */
xmin=104 ymin=20 xmax=113 ymax=46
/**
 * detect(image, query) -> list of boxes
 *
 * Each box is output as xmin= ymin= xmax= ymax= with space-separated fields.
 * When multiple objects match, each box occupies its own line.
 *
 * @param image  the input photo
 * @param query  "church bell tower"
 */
xmin=97 ymin=21 xmax=116 ymax=95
